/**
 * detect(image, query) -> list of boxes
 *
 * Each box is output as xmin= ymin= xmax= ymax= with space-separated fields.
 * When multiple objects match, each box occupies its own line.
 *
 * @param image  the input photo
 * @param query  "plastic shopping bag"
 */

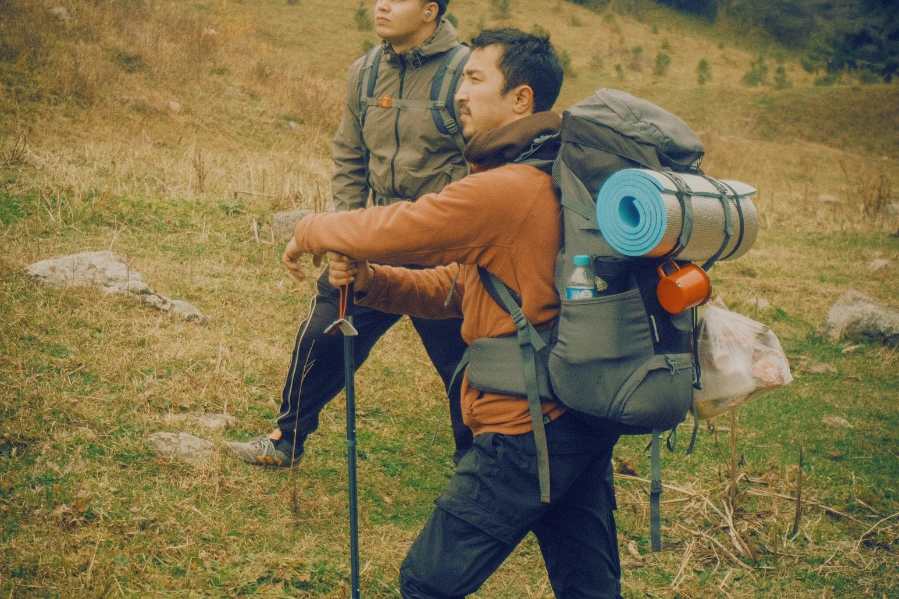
xmin=694 ymin=297 xmax=793 ymax=419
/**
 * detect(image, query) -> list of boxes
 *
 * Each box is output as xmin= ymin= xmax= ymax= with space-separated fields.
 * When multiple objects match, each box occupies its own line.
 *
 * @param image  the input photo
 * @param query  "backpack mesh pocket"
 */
xmin=548 ymin=288 xmax=692 ymax=430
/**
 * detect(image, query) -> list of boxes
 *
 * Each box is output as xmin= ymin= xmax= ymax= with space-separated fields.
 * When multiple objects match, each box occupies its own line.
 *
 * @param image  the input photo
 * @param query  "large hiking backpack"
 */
xmin=358 ymin=43 xmax=470 ymax=153
xmin=468 ymin=89 xmax=757 ymax=551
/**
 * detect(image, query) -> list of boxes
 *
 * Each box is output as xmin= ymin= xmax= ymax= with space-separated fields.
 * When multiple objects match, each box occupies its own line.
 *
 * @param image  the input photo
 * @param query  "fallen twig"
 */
xmin=674 ymin=522 xmax=755 ymax=572
xmin=854 ymin=511 xmax=899 ymax=553
xmin=744 ymin=488 xmax=864 ymax=524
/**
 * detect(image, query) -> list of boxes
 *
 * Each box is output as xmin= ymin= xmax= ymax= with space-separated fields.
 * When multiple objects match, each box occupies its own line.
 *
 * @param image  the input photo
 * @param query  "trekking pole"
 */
xmin=332 ymin=281 xmax=361 ymax=599
xmin=345 ymin=288 xmax=361 ymax=599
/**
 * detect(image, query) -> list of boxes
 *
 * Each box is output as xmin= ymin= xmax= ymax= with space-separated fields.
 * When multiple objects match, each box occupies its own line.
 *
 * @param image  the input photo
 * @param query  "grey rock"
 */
xmin=825 ymin=290 xmax=899 ymax=346
xmin=25 ymin=251 xmax=207 ymax=322
xmin=822 ymin=416 xmax=852 ymax=428
xmin=51 ymin=6 xmax=71 ymax=20
xmin=818 ymin=193 xmax=841 ymax=204
xmin=26 ymin=250 xmax=150 ymax=295
xmin=163 ymin=412 xmax=236 ymax=430
xmin=167 ymin=299 xmax=207 ymax=323
xmin=887 ymin=203 xmax=899 ymax=216
xmin=168 ymin=101 xmax=182 ymax=113
xmin=869 ymin=259 xmax=890 ymax=272
xmin=754 ymin=298 xmax=770 ymax=310
xmin=273 ymin=208 xmax=314 ymax=241
xmin=148 ymin=432 xmax=214 ymax=461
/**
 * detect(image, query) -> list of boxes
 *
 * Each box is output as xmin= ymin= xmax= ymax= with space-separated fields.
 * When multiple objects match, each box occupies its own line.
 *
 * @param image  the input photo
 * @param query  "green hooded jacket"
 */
xmin=331 ymin=19 xmax=469 ymax=211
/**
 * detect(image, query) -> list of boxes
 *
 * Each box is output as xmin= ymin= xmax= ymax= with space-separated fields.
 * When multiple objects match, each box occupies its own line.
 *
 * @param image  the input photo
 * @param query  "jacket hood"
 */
xmin=383 ymin=18 xmax=461 ymax=65
xmin=463 ymin=112 xmax=562 ymax=173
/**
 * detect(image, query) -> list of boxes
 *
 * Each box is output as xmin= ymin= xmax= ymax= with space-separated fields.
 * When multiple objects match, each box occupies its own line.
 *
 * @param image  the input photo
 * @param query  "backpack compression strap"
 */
xmin=699 ymin=177 xmax=747 ymax=270
xmin=430 ymin=44 xmax=469 ymax=153
xmin=650 ymin=429 xmax=663 ymax=551
xmin=478 ymin=266 xmax=552 ymax=504
xmin=358 ymin=45 xmax=384 ymax=130
xmin=655 ymin=170 xmax=695 ymax=259
xmin=359 ymin=45 xmax=470 ymax=153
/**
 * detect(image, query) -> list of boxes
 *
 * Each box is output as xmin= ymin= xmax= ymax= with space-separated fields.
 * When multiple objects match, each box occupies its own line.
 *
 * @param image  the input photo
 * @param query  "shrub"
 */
xmin=492 ymin=0 xmax=512 ymax=19
xmin=814 ymin=72 xmax=840 ymax=86
xmin=858 ymin=69 xmax=880 ymax=85
xmin=531 ymin=25 xmax=550 ymax=39
xmin=654 ymin=52 xmax=671 ymax=76
xmin=743 ymin=55 xmax=768 ymax=86
xmin=445 ymin=13 xmax=459 ymax=27
xmin=630 ymin=45 xmax=643 ymax=71
xmin=697 ymin=58 xmax=711 ymax=85
xmin=559 ymin=49 xmax=576 ymax=77
xmin=774 ymin=66 xmax=792 ymax=89
xmin=801 ymin=56 xmax=819 ymax=74
xmin=354 ymin=2 xmax=373 ymax=31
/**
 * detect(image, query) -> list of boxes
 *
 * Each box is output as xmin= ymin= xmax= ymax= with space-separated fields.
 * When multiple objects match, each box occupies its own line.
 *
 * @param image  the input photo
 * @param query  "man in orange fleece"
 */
xmin=284 ymin=29 xmax=624 ymax=599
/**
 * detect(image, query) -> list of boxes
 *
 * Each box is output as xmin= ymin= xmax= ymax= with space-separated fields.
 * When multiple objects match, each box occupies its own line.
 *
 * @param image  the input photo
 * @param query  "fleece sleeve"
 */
xmin=294 ymin=168 xmax=530 ymax=270
xmin=356 ymin=263 xmax=465 ymax=320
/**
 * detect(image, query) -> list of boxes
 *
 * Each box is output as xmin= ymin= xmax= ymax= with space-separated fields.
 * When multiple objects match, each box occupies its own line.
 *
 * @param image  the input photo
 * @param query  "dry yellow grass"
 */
xmin=2 ymin=1 xmax=898 ymax=598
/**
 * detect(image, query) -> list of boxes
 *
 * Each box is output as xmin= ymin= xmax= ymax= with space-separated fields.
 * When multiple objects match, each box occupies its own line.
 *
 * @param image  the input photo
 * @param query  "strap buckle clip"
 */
xmin=377 ymin=95 xmax=392 ymax=108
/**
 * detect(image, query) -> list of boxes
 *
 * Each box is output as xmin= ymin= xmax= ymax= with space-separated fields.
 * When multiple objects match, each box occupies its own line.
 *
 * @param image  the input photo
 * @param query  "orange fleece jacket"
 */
xmin=293 ymin=114 xmax=565 ymax=436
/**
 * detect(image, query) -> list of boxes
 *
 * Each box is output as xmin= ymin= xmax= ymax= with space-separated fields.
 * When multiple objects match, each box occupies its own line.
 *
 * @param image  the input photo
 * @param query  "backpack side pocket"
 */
xmin=548 ymin=289 xmax=654 ymax=416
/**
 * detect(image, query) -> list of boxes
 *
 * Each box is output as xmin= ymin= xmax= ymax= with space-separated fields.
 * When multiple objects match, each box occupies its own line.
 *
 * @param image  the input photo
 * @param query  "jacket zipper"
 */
xmin=389 ymin=59 xmax=406 ymax=199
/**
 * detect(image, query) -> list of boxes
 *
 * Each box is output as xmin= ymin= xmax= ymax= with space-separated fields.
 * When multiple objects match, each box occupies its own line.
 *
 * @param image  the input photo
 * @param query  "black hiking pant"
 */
xmin=276 ymin=269 xmax=472 ymax=463
xmin=399 ymin=412 xmax=623 ymax=599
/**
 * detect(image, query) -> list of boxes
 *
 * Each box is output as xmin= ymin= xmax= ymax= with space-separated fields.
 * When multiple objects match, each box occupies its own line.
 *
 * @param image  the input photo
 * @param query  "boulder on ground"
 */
xmin=825 ymin=290 xmax=899 ymax=346
xmin=273 ymin=208 xmax=314 ymax=241
xmin=163 ymin=412 xmax=235 ymax=430
xmin=25 ymin=251 xmax=207 ymax=322
xmin=148 ymin=432 xmax=213 ymax=462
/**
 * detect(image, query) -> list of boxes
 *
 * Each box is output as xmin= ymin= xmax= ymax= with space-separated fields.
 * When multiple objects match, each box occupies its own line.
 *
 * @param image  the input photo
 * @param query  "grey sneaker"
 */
xmin=225 ymin=430 xmax=303 ymax=468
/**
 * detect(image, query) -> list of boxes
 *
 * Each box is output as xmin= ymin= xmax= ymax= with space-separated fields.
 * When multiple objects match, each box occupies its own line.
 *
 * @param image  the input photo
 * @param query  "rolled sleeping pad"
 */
xmin=595 ymin=169 xmax=759 ymax=262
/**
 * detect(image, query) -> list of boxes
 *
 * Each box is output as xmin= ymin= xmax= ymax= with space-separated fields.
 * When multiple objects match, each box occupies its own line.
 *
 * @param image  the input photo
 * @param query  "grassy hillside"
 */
xmin=1 ymin=1 xmax=898 ymax=597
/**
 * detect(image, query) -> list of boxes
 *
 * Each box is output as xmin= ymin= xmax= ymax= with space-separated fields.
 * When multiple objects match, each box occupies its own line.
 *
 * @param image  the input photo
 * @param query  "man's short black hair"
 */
xmin=469 ymin=28 xmax=563 ymax=113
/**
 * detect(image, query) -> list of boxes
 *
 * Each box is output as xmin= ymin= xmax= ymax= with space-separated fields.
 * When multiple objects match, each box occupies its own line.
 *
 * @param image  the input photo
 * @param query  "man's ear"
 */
xmin=423 ymin=1 xmax=439 ymax=23
xmin=510 ymin=85 xmax=535 ymax=115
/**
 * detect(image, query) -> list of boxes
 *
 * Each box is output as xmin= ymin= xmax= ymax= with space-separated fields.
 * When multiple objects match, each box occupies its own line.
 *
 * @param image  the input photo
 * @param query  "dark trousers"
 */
xmin=276 ymin=270 xmax=473 ymax=463
xmin=399 ymin=413 xmax=623 ymax=599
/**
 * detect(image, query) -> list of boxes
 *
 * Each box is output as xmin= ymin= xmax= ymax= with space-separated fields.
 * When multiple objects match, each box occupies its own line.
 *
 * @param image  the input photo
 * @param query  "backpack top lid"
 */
xmin=566 ymin=89 xmax=705 ymax=173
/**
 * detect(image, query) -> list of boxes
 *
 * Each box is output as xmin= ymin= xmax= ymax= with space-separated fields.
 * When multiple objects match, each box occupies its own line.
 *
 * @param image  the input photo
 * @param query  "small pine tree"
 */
xmin=492 ymin=0 xmax=511 ymax=19
xmin=697 ymin=59 xmax=711 ymax=86
xmin=654 ymin=53 xmax=671 ymax=77
xmin=774 ymin=66 xmax=792 ymax=89
xmin=531 ymin=25 xmax=550 ymax=39
xmin=354 ymin=2 xmax=373 ymax=31
xmin=743 ymin=55 xmax=769 ymax=86
xmin=559 ymin=49 xmax=576 ymax=77
xmin=630 ymin=45 xmax=643 ymax=71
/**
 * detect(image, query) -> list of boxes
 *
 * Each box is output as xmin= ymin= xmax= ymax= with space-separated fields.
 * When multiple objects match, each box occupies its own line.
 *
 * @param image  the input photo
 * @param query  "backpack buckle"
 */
xmin=377 ymin=95 xmax=392 ymax=108
xmin=665 ymin=355 xmax=679 ymax=375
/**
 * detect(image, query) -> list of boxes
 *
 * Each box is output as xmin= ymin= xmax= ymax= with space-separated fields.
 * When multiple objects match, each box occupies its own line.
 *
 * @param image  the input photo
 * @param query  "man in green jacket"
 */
xmin=227 ymin=0 xmax=472 ymax=467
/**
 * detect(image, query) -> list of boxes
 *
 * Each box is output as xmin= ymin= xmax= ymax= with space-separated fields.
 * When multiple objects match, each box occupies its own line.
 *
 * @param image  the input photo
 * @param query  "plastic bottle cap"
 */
xmin=573 ymin=255 xmax=590 ymax=266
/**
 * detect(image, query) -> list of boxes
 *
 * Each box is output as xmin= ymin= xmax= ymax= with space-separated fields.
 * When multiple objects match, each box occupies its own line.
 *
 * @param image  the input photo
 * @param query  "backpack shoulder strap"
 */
xmin=358 ymin=45 xmax=384 ymax=128
xmin=430 ymin=44 xmax=470 ymax=153
xmin=477 ymin=266 xmax=551 ymax=504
